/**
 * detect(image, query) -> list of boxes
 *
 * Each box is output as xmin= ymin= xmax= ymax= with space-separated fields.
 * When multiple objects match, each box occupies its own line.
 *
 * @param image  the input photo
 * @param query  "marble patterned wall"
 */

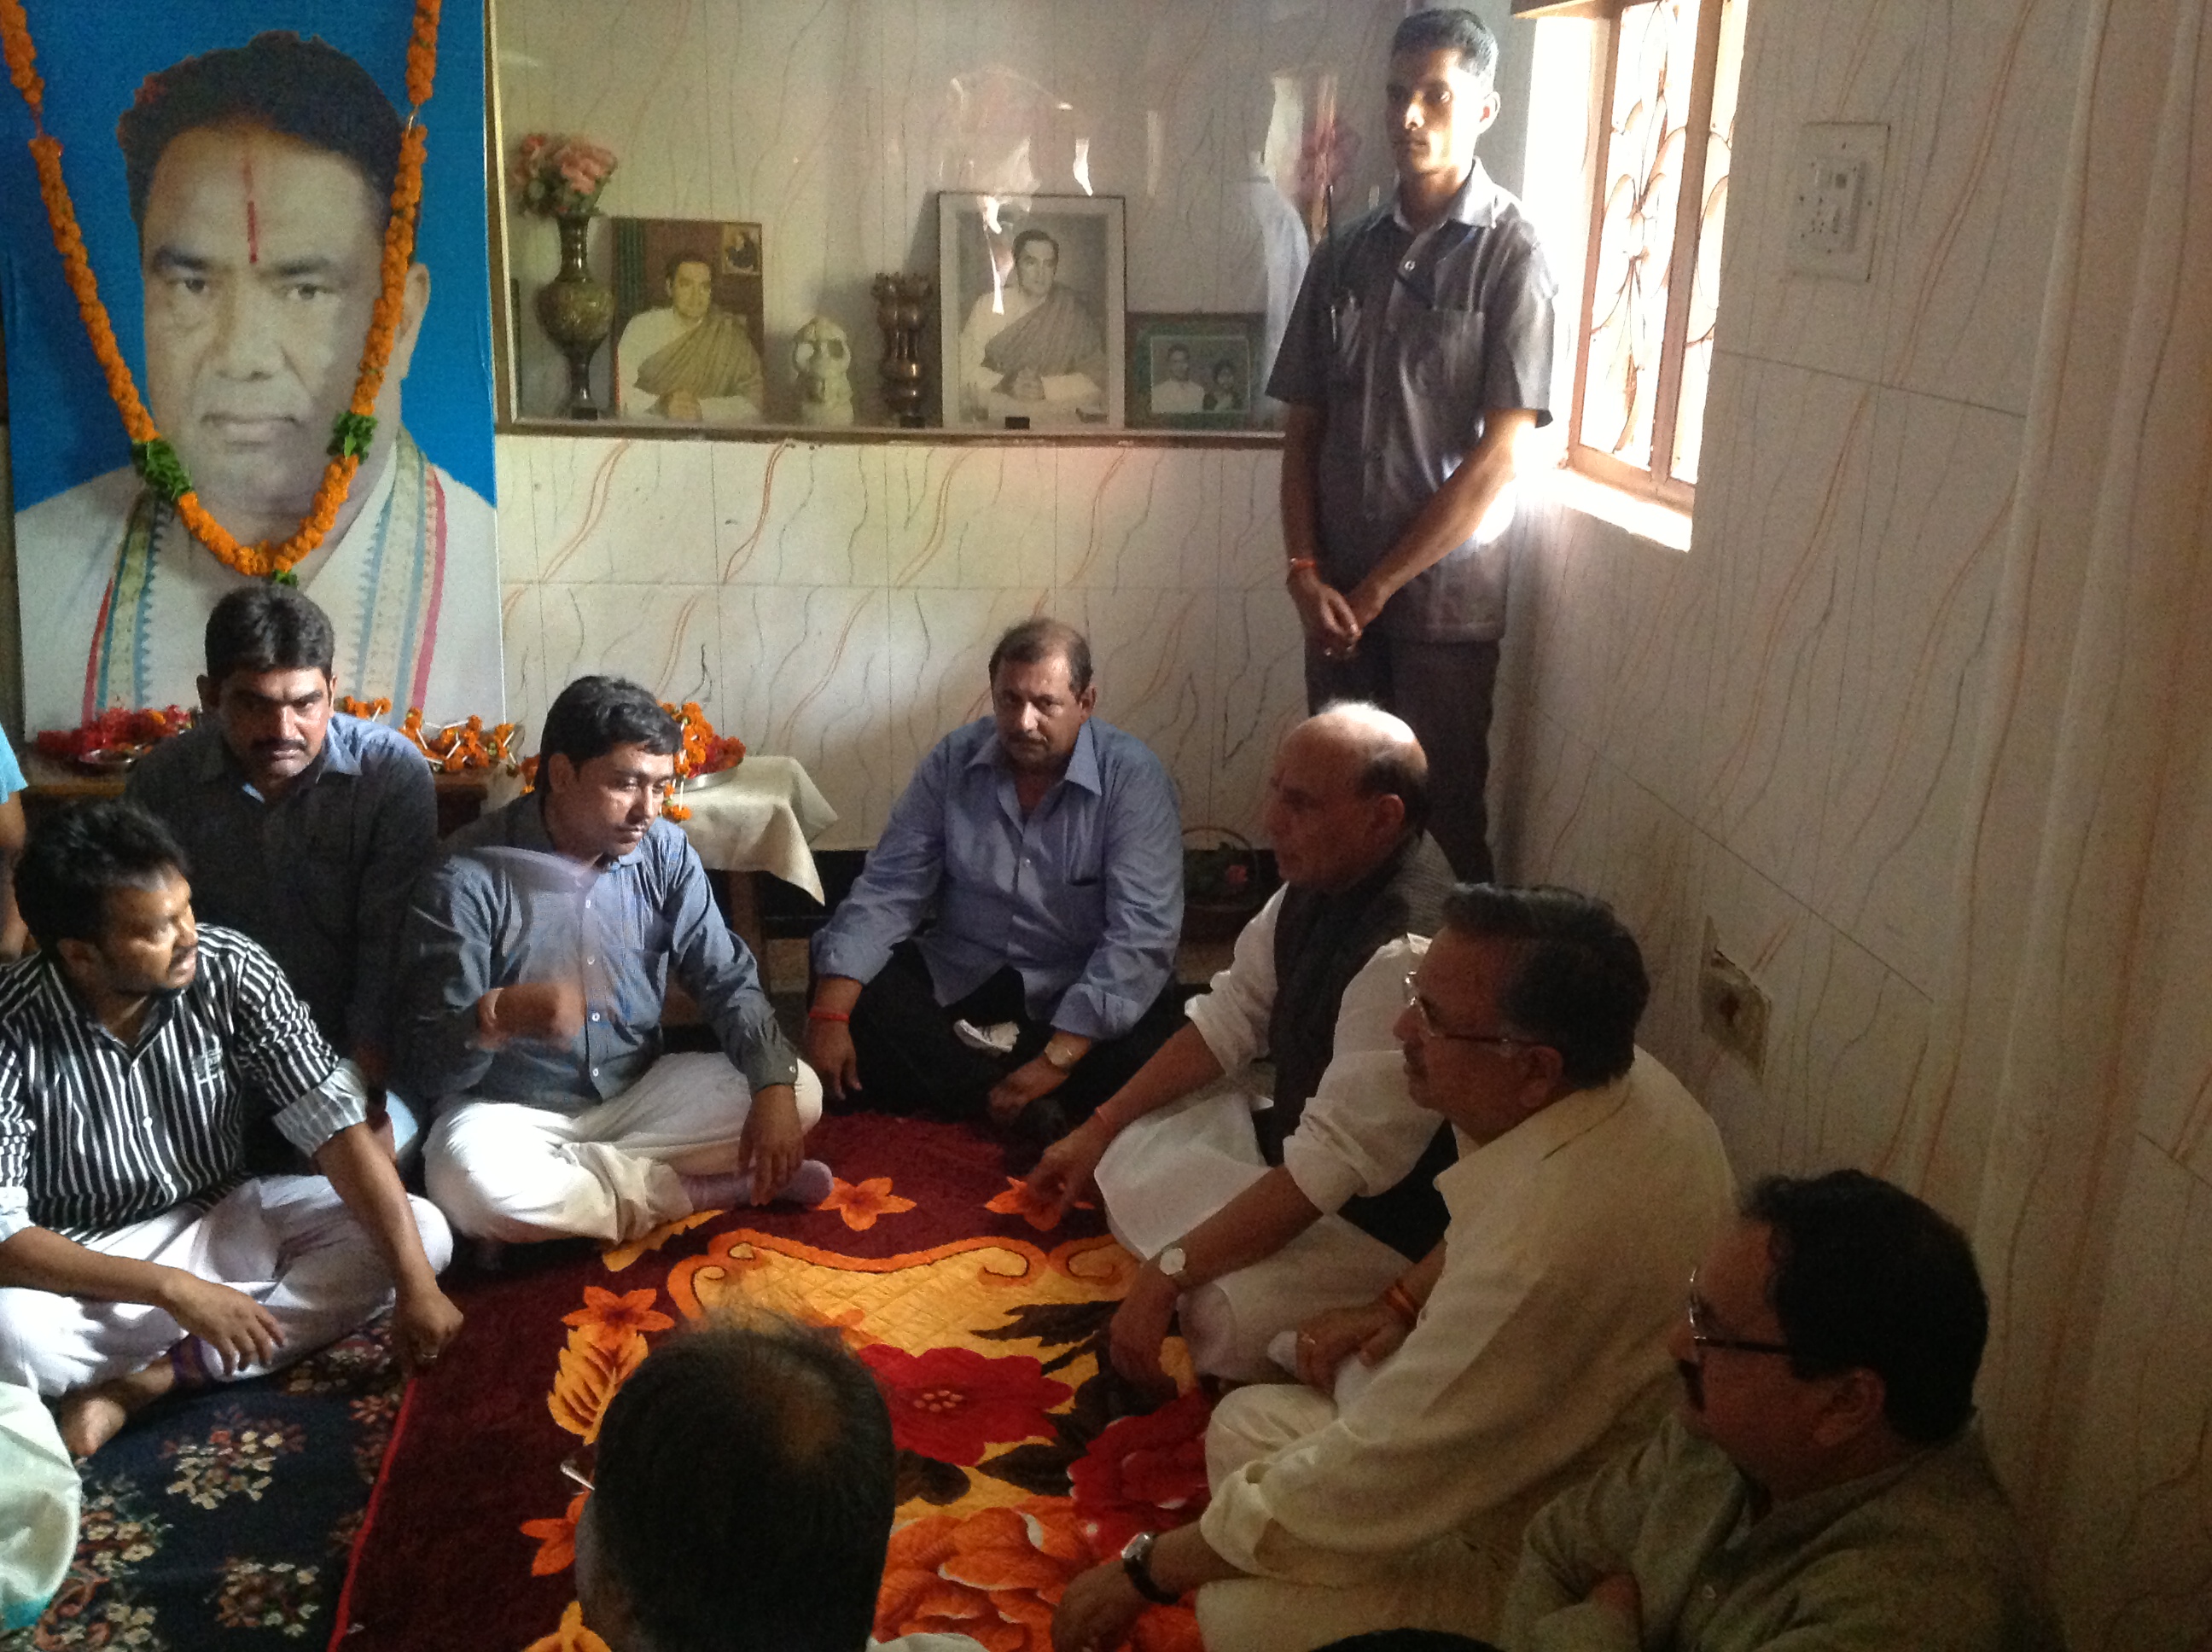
xmin=498 ymin=433 xmax=1307 ymax=848
xmin=1496 ymin=0 xmax=2212 ymax=1643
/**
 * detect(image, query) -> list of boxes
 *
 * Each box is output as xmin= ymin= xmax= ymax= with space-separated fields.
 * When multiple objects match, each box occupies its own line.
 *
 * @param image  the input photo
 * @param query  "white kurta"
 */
xmin=1193 ymin=1051 xmax=1738 ymax=1652
xmin=15 ymin=430 xmax=502 ymax=733
xmin=1095 ymin=892 xmax=1444 ymax=1376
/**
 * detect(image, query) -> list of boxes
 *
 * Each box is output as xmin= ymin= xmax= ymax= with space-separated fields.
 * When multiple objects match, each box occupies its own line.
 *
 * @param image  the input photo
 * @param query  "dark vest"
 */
xmin=1262 ymin=832 xmax=1457 ymax=1259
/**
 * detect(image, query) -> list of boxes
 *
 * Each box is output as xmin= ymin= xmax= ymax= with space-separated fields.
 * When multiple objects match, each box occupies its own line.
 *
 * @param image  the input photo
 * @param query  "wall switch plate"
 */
xmin=1699 ymin=918 xmax=1771 ymax=1077
xmin=1787 ymin=122 xmax=1885 ymax=281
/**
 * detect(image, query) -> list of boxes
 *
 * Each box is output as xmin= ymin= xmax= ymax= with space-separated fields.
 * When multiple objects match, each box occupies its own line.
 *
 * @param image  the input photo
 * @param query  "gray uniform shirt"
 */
xmin=1269 ymin=162 xmax=1557 ymax=642
xmin=126 ymin=714 xmax=436 ymax=1059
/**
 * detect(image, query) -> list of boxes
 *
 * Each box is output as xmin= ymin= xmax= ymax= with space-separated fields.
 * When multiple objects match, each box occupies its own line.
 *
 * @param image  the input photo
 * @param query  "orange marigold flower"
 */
xmin=562 ymin=1285 xmax=675 ymax=1352
xmin=818 ymin=1175 xmax=917 ymax=1231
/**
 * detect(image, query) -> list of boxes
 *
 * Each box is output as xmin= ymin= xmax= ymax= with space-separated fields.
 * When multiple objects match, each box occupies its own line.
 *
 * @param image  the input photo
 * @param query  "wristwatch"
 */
xmin=1154 ymin=1242 xmax=1194 ymax=1290
xmin=1120 ymin=1531 xmax=1179 ymax=1605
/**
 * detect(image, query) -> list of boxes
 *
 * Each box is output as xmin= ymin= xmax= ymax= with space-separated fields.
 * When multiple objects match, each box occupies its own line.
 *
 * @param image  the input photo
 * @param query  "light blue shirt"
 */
xmin=0 ymin=729 xmax=22 ymax=800
xmin=812 ymin=718 xmax=1183 ymax=1041
xmin=395 ymin=794 xmax=799 ymax=1108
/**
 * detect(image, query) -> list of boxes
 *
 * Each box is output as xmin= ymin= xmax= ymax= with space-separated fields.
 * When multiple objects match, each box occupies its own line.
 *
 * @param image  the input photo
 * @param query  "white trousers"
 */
xmin=1096 ymin=1085 xmax=1409 ymax=1381
xmin=423 ymin=1053 xmax=824 ymax=1245
xmin=0 ymin=1177 xmax=454 ymax=1398
xmin=1196 ymin=1384 xmax=1512 ymax=1652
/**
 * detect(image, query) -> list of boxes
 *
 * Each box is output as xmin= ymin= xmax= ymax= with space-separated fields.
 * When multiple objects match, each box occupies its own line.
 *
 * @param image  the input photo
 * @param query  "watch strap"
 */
xmin=1120 ymin=1532 xmax=1179 ymax=1606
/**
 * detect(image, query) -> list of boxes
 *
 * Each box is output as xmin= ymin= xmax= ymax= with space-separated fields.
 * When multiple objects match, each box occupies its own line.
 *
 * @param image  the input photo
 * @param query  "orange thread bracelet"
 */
xmin=1382 ymin=1281 xmax=1420 ymax=1328
xmin=1286 ymin=556 xmax=1319 ymax=573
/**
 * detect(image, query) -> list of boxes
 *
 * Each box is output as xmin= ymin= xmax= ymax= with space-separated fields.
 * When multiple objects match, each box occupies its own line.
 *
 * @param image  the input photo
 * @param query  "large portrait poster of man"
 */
xmin=0 ymin=3 xmax=502 ymax=735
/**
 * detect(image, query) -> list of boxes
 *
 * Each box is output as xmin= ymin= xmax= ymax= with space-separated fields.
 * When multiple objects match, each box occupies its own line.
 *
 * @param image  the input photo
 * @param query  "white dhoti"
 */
xmin=1095 ymin=1085 xmax=1411 ymax=1381
xmin=1196 ymin=1383 xmax=1512 ymax=1652
xmin=0 ymin=1177 xmax=454 ymax=1398
xmin=423 ymin=1053 xmax=824 ymax=1244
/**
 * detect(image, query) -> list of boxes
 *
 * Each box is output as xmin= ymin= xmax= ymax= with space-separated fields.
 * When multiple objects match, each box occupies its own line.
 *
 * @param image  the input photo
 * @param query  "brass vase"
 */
xmin=535 ymin=212 xmax=614 ymax=419
xmin=873 ymin=271 xmax=934 ymax=427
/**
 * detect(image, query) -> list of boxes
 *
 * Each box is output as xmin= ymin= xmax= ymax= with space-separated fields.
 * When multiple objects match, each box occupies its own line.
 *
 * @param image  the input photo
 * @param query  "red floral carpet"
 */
xmin=330 ymin=1114 xmax=1209 ymax=1652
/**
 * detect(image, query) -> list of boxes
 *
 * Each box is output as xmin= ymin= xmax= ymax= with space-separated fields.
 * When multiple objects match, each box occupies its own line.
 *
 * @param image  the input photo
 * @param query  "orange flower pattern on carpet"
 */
xmin=549 ymin=1324 xmax=648 ymax=1443
xmin=859 ymin=1345 xmax=1071 ymax=1465
xmin=520 ymin=1492 xmax=587 ymax=1576
xmin=877 ymin=1499 xmax=1201 ymax=1652
xmin=521 ymin=1599 xmax=612 ymax=1652
xmin=984 ymin=1176 xmax=1092 ymax=1232
xmin=819 ymin=1174 xmax=917 ymax=1230
xmin=562 ymin=1286 xmax=675 ymax=1352
xmin=1068 ymin=1389 xmax=1214 ymax=1557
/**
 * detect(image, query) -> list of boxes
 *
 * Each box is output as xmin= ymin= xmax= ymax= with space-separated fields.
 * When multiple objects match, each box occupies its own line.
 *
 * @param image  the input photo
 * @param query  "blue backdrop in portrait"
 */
xmin=0 ymin=1 xmax=493 ymax=508
xmin=0 ymin=0 xmax=504 ymax=732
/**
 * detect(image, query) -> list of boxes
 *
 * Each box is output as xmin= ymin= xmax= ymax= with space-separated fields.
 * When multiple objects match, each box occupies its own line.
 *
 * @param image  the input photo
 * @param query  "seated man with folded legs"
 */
xmin=806 ymin=620 xmax=1185 ymax=1144
xmin=0 ymin=803 xmax=458 ymax=1457
xmin=128 ymin=585 xmax=437 ymax=1162
xmin=399 ymin=676 xmax=826 ymax=1248
xmin=1054 ymin=885 xmax=1735 ymax=1652
xmin=1027 ymin=704 xmax=1458 ymax=1384
xmin=1499 ymin=1170 xmax=2064 ymax=1651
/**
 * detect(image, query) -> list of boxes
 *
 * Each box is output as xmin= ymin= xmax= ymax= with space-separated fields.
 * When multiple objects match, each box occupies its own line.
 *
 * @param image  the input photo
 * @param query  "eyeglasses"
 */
xmin=1685 ymin=1271 xmax=1796 ymax=1358
xmin=1401 ymin=971 xmax=1540 ymax=1048
xmin=560 ymin=1447 xmax=597 ymax=1494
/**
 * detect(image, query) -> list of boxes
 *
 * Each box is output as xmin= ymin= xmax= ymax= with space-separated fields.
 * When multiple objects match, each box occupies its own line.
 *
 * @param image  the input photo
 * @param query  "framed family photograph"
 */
xmin=1127 ymin=313 xmax=1266 ymax=429
xmin=610 ymin=218 xmax=768 ymax=424
xmin=939 ymin=193 xmax=1125 ymax=429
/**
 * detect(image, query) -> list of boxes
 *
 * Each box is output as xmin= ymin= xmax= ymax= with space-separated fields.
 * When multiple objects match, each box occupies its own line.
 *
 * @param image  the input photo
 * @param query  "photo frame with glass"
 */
xmin=938 ymin=193 xmax=1125 ymax=429
xmin=609 ymin=218 xmax=768 ymax=424
xmin=1126 ymin=313 xmax=1265 ymax=430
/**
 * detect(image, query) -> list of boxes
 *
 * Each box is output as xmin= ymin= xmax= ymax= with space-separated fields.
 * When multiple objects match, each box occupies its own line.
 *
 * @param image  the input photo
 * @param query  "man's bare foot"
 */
xmin=53 ymin=1357 xmax=178 ymax=1458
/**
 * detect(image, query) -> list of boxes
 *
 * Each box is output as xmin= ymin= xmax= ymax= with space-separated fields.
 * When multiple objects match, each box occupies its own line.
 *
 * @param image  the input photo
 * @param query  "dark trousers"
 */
xmin=845 ymin=940 xmax=1192 ymax=1143
xmin=1307 ymin=633 xmax=1499 ymax=883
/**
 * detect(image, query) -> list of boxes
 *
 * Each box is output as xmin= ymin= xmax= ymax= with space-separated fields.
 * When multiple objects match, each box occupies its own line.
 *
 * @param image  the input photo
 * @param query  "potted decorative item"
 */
xmin=510 ymin=134 xmax=620 ymax=418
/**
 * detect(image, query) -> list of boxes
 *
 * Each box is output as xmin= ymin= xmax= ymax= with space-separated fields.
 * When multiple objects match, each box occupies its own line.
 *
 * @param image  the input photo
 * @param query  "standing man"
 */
xmin=806 ymin=620 xmax=1184 ymax=1143
xmin=1026 ymin=704 xmax=1457 ymax=1384
xmin=1052 ymin=886 xmax=1733 ymax=1652
xmin=1499 ymin=1172 xmax=2064 ymax=1651
xmin=0 ymin=803 xmax=458 ymax=1458
xmin=128 ymin=585 xmax=435 ymax=1151
xmin=1273 ymin=8 xmax=1557 ymax=880
xmin=398 ymin=677 xmax=826 ymax=1248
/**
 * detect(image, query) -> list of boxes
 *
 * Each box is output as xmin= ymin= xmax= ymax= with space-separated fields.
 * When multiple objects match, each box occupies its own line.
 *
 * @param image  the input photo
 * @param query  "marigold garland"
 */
xmin=0 ymin=0 xmax=441 ymax=580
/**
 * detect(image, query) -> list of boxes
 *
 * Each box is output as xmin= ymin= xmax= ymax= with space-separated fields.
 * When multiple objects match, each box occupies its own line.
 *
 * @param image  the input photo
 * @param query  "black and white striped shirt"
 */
xmin=0 ymin=926 xmax=366 ymax=1242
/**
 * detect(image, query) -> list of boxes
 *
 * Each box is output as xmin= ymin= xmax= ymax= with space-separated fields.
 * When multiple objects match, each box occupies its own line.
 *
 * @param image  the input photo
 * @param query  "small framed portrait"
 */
xmin=610 ymin=218 xmax=767 ymax=424
xmin=1127 ymin=313 xmax=1264 ymax=430
xmin=939 ymin=192 xmax=1125 ymax=430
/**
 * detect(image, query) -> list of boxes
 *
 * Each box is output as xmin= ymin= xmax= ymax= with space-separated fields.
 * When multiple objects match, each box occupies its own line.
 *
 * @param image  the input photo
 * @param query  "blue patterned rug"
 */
xmin=3 ymin=1318 xmax=404 ymax=1650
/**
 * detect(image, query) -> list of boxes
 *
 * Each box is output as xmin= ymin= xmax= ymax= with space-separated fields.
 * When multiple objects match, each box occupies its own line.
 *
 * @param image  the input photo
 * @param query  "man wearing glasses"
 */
xmin=1497 ymin=1170 xmax=2063 ymax=1650
xmin=1054 ymin=884 xmax=1734 ymax=1652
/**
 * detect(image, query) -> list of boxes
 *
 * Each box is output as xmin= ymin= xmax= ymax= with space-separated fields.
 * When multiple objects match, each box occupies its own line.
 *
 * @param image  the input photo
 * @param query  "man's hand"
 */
xmin=1027 ymin=1114 xmax=1113 ymax=1216
xmin=661 ymin=388 xmax=704 ymax=421
xmin=1008 ymin=366 xmax=1046 ymax=402
xmin=805 ymin=1017 xmax=862 ymax=1102
xmin=1052 ymin=1558 xmax=1150 ymax=1652
xmin=391 ymin=1281 xmax=464 ymax=1376
xmin=737 ymin=1083 xmax=805 ymax=1200
xmin=157 ymin=1272 xmax=284 ymax=1375
xmin=477 ymin=980 xmax=586 ymax=1047
xmin=1292 ymin=1299 xmax=1408 ymax=1389
xmin=1287 ymin=567 xmax=1362 ymax=659
xmin=1109 ymin=1264 xmax=1180 ymax=1393
xmin=1588 ymin=1573 xmax=1642 ymax=1630
xmin=986 ymin=1056 xmax=1067 ymax=1127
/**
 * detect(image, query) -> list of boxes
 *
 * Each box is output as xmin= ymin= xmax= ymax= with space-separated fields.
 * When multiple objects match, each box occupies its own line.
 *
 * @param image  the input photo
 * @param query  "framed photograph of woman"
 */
xmin=610 ymin=218 xmax=768 ymax=424
xmin=1127 ymin=313 xmax=1265 ymax=430
xmin=939 ymin=193 xmax=1124 ymax=429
